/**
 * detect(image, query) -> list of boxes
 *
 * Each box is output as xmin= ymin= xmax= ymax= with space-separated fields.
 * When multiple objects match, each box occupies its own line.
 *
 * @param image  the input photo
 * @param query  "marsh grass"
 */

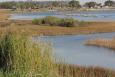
xmin=85 ymin=38 xmax=115 ymax=50
xmin=56 ymin=63 xmax=115 ymax=77
xmin=0 ymin=33 xmax=57 ymax=77
xmin=0 ymin=33 xmax=115 ymax=77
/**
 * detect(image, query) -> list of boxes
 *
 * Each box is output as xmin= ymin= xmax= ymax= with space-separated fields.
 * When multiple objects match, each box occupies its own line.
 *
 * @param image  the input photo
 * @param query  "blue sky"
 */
xmin=0 ymin=0 xmax=114 ymax=4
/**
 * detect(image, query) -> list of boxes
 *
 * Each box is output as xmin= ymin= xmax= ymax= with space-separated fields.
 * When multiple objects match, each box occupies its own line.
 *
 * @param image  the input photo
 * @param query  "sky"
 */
xmin=0 ymin=0 xmax=115 ymax=4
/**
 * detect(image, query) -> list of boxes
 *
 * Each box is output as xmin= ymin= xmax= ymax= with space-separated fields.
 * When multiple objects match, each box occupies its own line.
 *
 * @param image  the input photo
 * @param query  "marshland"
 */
xmin=1 ymin=0 xmax=115 ymax=77
xmin=85 ymin=38 xmax=115 ymax=50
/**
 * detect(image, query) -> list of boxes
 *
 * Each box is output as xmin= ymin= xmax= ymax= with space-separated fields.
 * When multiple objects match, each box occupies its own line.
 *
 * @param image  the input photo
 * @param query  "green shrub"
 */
xmin=60 ymin=18 xmax=76 ymax=27
xmin=42 ymin=16 xmax=61 ymax=26
xmin=0 ymin=33 xmax=56 ymax=77
xmin=32 ymin=16 xmax=78 ymax=27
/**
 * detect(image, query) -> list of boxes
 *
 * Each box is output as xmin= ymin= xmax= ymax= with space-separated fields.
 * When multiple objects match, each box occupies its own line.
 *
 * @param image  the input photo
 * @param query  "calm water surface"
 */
xmin=10 ymin=10 xmax=115 ymax=21
xmin=34 ymin=32 xmax=115 ymax=69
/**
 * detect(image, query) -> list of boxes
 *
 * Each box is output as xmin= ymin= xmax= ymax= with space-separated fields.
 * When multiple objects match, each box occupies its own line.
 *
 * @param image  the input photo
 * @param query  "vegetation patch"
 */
xmin=32 ymin=16 xmax=82 ymax=27
xmin=0 ymin=33 xmax=56 ymax=77
xmin=57 ymin=64 xmax=115 ymax=77
xmin=85 ymin=38 xmax=115 ymax=50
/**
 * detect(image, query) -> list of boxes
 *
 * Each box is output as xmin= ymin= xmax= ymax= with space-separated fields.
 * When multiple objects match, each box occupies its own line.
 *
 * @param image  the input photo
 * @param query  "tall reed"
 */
xmin=0 ymin=33 xmax=57 ymax=77
xmin=85 ymin=38 xmax=115 ymax=50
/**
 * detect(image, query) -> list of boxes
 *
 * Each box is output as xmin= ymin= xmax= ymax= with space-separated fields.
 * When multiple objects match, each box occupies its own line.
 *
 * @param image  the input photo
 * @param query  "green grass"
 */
xmin=0 ymin=33 xmax=57 ymax=77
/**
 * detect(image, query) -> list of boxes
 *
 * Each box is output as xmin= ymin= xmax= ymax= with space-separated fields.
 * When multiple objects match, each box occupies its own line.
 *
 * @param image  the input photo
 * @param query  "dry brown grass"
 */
xmin=0 ymin=9 xmax=12 ymax=21
xmin=57 ymin=64 xmax=115 ymax=77
xmin=85 ymin=38 xmax=115 ymax=49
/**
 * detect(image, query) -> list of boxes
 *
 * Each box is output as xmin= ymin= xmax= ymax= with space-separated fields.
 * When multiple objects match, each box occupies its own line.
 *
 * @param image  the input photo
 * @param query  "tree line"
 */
xmin=0 ymin=0 xmax=115 ymax=10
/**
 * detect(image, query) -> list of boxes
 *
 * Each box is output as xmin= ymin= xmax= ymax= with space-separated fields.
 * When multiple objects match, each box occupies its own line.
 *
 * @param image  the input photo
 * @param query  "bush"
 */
xmin=0 ymin=33 xmax=56 ymax=77
xmin=60 ymin=18 xmax=76 ymax=27
xmin=32 ymin=16 xmax=78 ymax=27
xmin=42 ymin=16 xmax=61 ymax=26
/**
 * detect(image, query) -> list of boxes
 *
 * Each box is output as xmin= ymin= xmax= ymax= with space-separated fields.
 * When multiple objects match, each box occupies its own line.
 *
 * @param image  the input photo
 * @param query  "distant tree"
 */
xmin=97 ymin=3 xmax=102 ymax=6
xmin=16 ymin=2 xmax=36 ymax=10
xmin=97 ymin=3 xmax=102 ymax=8
xmin=84 ymin=2 xmax=97 ymax=8
xmin=69 ymin=0 xmax=81 ymax=8
xmin=104 ymin=0 xmax=115 ymax=6
xmin=0 ymin=2 xmax=16 ymax=9
xmin=51 ymin=1 xmax=60 ymax=7
xmin=16 ymin=2 xmax=25 ymax=10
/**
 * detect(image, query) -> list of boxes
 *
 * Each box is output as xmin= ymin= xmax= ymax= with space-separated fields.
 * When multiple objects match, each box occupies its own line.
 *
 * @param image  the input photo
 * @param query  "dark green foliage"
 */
xmin=104 ymin=0 xmax=115 ymax=6
xmin=84 ymin=2 xmax=97 ymax=8
xmin=69 ymin=0 xmax=81 ymax=8
xmin=51 ymin=1 xmax=60 ymax=7
xmin=0 ymin=2 xmax=37 ymax=9
xmin=0 ymin=0 xmax=114 ymax=10
xmin=60 ymin=18 xmax=76 ymax=27
xmin=0 ymin=2 xmax=16 ymax=9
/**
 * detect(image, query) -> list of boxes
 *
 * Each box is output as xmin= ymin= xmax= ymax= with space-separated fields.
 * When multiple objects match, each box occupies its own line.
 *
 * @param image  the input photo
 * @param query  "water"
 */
xmin=10 ymin=10 xmax=115 ymax=21
xmin=34 ymin=32 xmax=115 ymax=69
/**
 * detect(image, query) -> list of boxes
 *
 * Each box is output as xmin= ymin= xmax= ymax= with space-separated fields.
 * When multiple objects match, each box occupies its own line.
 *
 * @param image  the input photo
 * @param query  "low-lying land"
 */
xmin=0 ymin=9 xmax=12 ymax=21
xmin=1 ymin=9 xmax=115 ymax=36
xmin=1 ymin=20 xmax=115 ymax=36
xmin=0 ymin=33 xmax=115 ymax=77
xmin=85 ymin=38 xmax=115 ymax=50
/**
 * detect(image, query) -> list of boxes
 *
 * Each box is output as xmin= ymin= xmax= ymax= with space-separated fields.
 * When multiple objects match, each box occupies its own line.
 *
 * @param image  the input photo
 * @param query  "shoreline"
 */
xmin=1 ymin=9 xmax=115 ymax=36
xmin=9 ymin=9 xmax=115 ymax=22
xmin=1 ymin=20 xmax=115 ymax=36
